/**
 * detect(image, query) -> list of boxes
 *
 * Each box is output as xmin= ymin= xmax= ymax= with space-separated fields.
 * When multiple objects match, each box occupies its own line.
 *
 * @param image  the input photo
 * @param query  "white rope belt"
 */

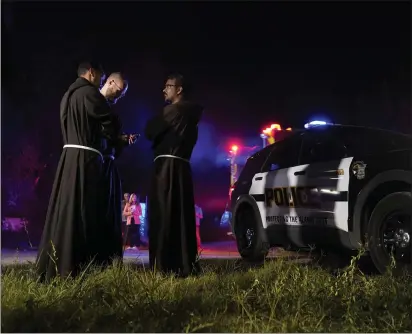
xmin=63 ymin=144 xmax=103 ymax=159
xmin=154 ymin=154 xmax=190 ymax=163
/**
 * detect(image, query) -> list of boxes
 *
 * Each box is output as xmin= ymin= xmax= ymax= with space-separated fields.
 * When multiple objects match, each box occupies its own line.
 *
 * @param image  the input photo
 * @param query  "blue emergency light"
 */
xmin=304 ymin=120 xmax=330 ymax=129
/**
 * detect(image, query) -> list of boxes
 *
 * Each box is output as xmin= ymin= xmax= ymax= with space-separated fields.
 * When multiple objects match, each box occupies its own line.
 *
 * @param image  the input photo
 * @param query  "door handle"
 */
xmin=294 ymin=170 xmax=306 ymax=176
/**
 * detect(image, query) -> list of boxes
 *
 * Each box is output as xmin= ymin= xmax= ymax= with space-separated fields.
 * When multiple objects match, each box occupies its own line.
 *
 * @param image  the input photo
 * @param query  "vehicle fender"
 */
xmin=349 ymin=170 xmax=412 ymax=248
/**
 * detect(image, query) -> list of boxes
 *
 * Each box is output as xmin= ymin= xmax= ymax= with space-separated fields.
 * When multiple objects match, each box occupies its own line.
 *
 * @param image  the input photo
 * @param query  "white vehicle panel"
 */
xmin=248 ymin=157 xmax=353 ymax=232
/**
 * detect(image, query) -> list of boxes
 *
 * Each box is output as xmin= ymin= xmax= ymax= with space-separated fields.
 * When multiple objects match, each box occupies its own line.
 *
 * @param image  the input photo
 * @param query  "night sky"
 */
xmin=2 ymin=2 xmax=410 ymax=235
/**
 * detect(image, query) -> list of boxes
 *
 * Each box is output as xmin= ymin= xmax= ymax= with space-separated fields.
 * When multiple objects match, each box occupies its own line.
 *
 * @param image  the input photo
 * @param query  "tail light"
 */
xmin=229 ymin=182 xmax=237 ymax=201
xmin=229 ymin=186 xmax=234 ymax=200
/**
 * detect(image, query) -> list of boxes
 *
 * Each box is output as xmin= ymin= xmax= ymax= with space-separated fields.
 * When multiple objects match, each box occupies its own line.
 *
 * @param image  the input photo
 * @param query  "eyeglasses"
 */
xmin=112 ymin=80 xmax=123 ymax=91
xmin=112 ymin=80 xmax=127 ymax=99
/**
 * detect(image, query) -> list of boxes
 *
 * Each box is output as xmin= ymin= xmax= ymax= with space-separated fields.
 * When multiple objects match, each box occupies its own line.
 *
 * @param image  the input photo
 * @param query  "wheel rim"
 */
xmin=380 ymin=211 xmax=411 ymax=265
xmin=236 ymin=208 xmax=256 ymax=251
xmin=237 ymin=225 xmax=255 ymax=250
xmin=245 ymin=228 xmax=255 ymax=248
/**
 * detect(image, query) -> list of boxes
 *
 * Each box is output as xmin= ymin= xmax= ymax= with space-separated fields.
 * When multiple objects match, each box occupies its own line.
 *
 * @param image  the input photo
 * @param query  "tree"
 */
xmin=2 ymin=138 xmax=47 ymax=217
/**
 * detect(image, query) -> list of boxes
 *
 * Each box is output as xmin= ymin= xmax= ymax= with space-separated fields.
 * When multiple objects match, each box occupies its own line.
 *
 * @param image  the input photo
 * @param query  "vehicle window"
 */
xmin=261 ymin=133 xmax=304 ymax=171
xmin=300 ymin=129 xmax=348 ymax=164
xmin=237 ymin=146 xmax=273 ymax=182
xmin=341 ymin=127 xmax=412 ymax=156
xmin=297 ymin=125 xmax=411 ymax=165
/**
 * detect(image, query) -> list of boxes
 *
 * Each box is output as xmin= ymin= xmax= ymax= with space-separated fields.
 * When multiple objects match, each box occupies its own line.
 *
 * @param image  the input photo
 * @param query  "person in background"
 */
xmin=123 ymin=193 xmax=142 ymax=250
xmin=195 ymin=204 xmax=203 ymax=251
xmin=122 ymin=193 xmax=130 ymax=224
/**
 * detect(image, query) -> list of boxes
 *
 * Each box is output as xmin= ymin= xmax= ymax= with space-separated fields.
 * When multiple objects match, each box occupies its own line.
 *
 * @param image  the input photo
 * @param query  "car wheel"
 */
xmin=234 ymin=204 xmax=269 ymax=263
xmin=367 ymin=191 xmax=412 ymax=275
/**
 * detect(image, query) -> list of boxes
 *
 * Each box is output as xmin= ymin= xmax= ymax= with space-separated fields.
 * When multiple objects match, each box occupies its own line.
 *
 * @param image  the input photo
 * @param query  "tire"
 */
xmin=367 ymin=191 xmax=412 ymax=275
xmin=234 ymin=204 xmax=269 ymax=263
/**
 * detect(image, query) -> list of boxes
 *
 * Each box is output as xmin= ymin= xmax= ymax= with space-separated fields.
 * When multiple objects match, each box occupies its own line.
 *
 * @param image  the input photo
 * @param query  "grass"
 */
xmin=2 ymin=252 xmax=412 ymax=333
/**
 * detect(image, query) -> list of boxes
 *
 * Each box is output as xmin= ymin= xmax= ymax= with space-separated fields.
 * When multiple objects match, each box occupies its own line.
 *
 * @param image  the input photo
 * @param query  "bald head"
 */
xmin=108 ymin=72 xmax=127 ymax=86
xmin=100 ymin=72 xmax=128 ymax=104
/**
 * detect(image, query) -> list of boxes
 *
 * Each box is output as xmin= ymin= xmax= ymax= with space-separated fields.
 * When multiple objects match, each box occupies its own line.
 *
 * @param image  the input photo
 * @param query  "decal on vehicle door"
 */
xmin=248 ymin=157 xmax=353 ymax=232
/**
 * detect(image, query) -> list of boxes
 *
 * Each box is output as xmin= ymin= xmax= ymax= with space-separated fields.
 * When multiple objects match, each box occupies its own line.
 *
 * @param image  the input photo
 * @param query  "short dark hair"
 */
xmin=77 ymin=61 xmax=104 ymax=77
xmin=168 ymin=72 xmax=191 ymax=98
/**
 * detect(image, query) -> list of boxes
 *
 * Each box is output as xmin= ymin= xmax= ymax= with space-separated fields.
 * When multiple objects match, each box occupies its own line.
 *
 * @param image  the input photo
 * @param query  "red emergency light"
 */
xmin=262 ymin=124 xmax=293 ymax=135
xmin=262 ymin=123 xmax=281 ymax=135
xmin=231 ymin=145 xmax=239 ymax=152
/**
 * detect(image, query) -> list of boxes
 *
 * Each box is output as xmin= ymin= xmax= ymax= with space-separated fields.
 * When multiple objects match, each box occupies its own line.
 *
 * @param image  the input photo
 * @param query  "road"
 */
xmin=1 ymin=241 xmax=243 ymax=266
xmin=1 ymin=240 xmax=312 ymax=267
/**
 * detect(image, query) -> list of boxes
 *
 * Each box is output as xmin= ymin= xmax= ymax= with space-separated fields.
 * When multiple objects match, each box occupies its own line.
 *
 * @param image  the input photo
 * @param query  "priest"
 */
xmin=100 ymin=72 xmax=138 ymax=262
xmin=36 ymin=62 xmax=118 ymax=281
xmin=145 ymin=73 xmax=203 ymax=277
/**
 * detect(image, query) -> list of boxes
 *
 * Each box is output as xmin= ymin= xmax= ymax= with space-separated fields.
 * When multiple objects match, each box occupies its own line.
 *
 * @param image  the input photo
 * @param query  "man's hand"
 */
xmin=120 ymin=133 xmax=140 ymax=145
xmin=128 ymin=134 xmax=139 ymax=145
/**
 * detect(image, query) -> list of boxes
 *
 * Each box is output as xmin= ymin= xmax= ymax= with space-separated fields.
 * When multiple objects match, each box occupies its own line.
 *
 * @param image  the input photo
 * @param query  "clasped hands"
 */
xmin=121 ymin=134 xmax=140 ymax=145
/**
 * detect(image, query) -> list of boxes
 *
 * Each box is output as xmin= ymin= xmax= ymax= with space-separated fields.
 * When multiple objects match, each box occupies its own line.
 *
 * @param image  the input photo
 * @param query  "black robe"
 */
xmin=36 ymin=78 xmax=116 ymax=281
xmin=101 ymin=113 xmax=129 ymax=261
xmin=145 ymin=100 xmax=203 ymax=277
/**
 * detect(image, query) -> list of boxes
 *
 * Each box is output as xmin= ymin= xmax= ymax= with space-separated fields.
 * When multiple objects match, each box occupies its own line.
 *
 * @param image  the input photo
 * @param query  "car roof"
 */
xmin=248 ymin=124 xmax=411 ymax=160
xmin=304 ymin=124 xmax=412 ymax=139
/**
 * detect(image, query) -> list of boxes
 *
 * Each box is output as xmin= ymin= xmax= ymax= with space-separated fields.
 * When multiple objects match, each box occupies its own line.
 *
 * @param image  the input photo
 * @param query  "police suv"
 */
xmin=230 ymin=123 xmax=412 ymax=274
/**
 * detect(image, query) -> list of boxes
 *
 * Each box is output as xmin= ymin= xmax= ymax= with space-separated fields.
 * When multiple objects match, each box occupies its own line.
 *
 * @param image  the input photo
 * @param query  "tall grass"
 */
xmin=2 ymin=253 xmax=412 ymax=332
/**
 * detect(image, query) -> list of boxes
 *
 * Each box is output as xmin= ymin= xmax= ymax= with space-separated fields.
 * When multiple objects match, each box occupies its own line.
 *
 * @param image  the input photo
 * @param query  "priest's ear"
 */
xmin=90 ymin=68 xmax=101 ymax=79
xmin=176 ymin=86 xmax=183 ymax=96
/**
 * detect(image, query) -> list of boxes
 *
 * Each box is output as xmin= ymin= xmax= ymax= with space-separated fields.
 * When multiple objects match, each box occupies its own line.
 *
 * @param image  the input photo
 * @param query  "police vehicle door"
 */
xmin=297 ymin=127 xmax=352 ymax=234
xmin=255 ymin=134 xmax=304 ymax=229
